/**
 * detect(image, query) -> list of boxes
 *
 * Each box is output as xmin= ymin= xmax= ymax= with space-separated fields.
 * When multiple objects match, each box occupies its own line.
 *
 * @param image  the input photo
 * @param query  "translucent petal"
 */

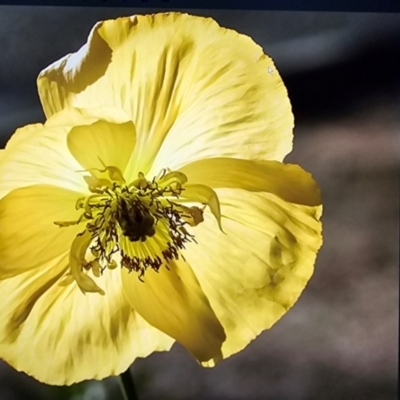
xmin=121 ymin=258 xmax=226 ymax=363
xmin=0 ymin=122 xmax=86 ymax=198
xmin=0 ymin=184 xmax=83 ymax=278
xmin=179 ymin=183 xmax=223 ymax=231
xmin=0 ymin=253 xmax=173 ymax=385
xmin=67 ymin=118 xmax=136 ymax=174
xmin=37 ymin=13 xmax=293 ymax=181
xmin=182 ymin=188 xmax=322 ymax=361
xmin=179 ymin=157 xmax=321 ymax=206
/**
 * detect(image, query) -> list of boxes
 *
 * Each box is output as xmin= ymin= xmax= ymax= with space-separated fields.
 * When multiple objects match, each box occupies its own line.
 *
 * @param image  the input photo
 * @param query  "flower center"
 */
xmin=55 ymin=163 xmax=205 ymax=294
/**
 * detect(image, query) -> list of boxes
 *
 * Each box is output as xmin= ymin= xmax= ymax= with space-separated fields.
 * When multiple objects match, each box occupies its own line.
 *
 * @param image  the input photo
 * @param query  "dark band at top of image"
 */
xmin=0 ymin=0 xmax=399 ymax=13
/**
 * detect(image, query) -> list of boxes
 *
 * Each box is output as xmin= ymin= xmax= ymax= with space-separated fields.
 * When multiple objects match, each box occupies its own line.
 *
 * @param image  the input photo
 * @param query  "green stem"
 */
xmin=118 ymin=368 xmax=139 ymax=400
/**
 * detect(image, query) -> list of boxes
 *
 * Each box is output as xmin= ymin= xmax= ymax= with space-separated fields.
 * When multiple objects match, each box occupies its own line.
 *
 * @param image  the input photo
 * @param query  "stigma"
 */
xmin=55 ymin=162 xmax=204 ymax=294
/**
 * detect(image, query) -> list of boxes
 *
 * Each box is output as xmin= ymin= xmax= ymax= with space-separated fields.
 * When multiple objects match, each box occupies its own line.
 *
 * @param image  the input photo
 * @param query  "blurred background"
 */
xmin=0 ymin=6 xmax=398 ymax=400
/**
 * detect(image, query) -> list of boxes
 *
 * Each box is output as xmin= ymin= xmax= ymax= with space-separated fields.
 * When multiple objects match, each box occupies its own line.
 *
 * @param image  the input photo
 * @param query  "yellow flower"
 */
xmin=0 ymin=13 xmax=322 ymax=385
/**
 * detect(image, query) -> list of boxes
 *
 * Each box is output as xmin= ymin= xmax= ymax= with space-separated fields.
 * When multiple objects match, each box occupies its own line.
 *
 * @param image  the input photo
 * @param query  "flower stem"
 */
xmin=119 ymin=368 xmax=139 ymax=400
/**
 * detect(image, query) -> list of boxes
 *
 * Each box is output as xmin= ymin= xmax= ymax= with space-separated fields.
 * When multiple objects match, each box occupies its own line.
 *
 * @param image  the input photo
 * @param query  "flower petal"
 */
xmin=179 ymin=183 xmax=223 ymax=231
xmin=36 ymin=19 xmax=116 ymax=118
xmin=0 ymin=253 xmax=173 ymax=385
xmin=179 ymin=158 xmax=321 ymax=207
xmin=45 ymin=105 xmax=133 ymax=129
xmin=0 ymin=122 xmax=86 ymax=198
xmin=0 ymin=184 xmax=83 ymax=278
xmin=121 ymin=258 xmax=226 ymax=363
xmin=182 ymin=188 xmax=322 ymax=362
xmin=37 ymin=13 xmax=293 ymax=180
xmin=69 ymin=230 xmax=106 ymax=295
xmin=67 ymin=117 xmax=136 ymax=174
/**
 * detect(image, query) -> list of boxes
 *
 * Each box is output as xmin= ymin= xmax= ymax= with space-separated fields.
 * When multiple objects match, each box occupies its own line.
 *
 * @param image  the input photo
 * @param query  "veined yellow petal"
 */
xmin=0 ymin=122 xmax=87 ymax=198
xmin=0 ymin=185 xmax=83 ymax=278
xmin=179 ymin=158 xmax=321 ymax=207
xmin=67 ymin=118 xmax=136 ymax=174
xmin=121 ymin=258 xmax=226 ymax=363
xmin=182 ymin=188 xmax=322 ymax=361
xmin=0 ymin=253 xmax=173 ymax=385
xmin=37 ymin=13 xmax=293 ymax=181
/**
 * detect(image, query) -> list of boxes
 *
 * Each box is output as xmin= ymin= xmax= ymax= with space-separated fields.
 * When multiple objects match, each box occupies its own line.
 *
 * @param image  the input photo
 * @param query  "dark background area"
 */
xmin=0 ymin=6 xmax=398 ymax=400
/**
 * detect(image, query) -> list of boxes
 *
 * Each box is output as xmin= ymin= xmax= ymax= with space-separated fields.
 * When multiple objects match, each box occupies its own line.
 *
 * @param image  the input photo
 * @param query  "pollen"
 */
xmin=55 ymin=164 xmax=204 ymax=293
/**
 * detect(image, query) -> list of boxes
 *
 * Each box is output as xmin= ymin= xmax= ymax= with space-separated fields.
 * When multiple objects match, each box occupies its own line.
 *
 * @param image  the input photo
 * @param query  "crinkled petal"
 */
xmin=36 ymin=19 xmax=117 ymax=117
xmin=0 ymin=122 xmax=86 ymax=198
xmin=0 ymin=253 xmax=173 ymax=385
xmin=179 ymin=157 xmax=321 ymax=206
xmin=182 ymin=188 xmax=322 ymax=362
xmin=121 ymin=258 xmax=226 ymax=363
xmin=0 ymin=184 xmax=83 ymax=278
xmin=37 ymin=13 xmax=293 ymax=180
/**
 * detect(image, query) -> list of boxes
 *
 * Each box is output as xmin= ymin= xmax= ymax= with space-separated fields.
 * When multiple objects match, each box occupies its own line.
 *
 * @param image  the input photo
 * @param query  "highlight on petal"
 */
xmin=37 ymin=20 xmax=115 ymax=118
xmin=0 ymin=122 xmax=86 ymax=198
xmin=181 ymin=188 xmax=322 ymax=361
xmin=37 ymin=13 xmax=293 ymax=181
xmin=37 ymin=16 xmax=138 ymax=118
xmin=121 ymin=258 xmax=226 ymax=363
xmin=3 ymin=122 xmax=44 ymax=150
xmin=0 ymin=254 xmax=173 ymax=385
xmin=0 ymin=184 xmax=83 ymax=278
xmin=0 ymin=106 xmax=136 ymax=199
xmin=179 ymin=157 xmax=322 ymax=207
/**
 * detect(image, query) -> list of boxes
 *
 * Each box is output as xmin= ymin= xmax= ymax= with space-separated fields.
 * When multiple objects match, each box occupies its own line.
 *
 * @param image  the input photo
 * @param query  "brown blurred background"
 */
xmin=0 ymin=6 xmax=398 ymax=400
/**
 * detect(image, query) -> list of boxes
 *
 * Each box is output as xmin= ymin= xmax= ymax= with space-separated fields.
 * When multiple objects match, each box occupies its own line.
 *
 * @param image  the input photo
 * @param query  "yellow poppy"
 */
xmin=0 ymin=13 xmax=322 ymax=385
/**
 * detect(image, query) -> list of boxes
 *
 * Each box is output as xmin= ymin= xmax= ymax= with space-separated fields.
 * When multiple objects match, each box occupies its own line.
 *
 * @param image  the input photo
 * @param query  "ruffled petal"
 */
xmin=36 ymin=19 xmax=118 ymax=118
xmin=0 ymin=122 xmax=86 ymax=198
xmin=121 ymin=258 xmax=226 ymax=363
xmin=0 ymin=253 xmax=173 ymax=385
xmin=181 ymin=188 xmax=322 ymax=361
xmin=179 ymin=157 xmax=321 ymax=206
xmin=0 ymin=184 xmax=83 ymax=278
xmin=37 ymin=13 xmax=293 ymax=180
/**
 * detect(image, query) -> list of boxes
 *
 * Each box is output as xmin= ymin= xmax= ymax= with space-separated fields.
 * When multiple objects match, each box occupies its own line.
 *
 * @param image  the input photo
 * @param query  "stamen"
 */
xmin=55 ymin=166 xmax=219 ymax=294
